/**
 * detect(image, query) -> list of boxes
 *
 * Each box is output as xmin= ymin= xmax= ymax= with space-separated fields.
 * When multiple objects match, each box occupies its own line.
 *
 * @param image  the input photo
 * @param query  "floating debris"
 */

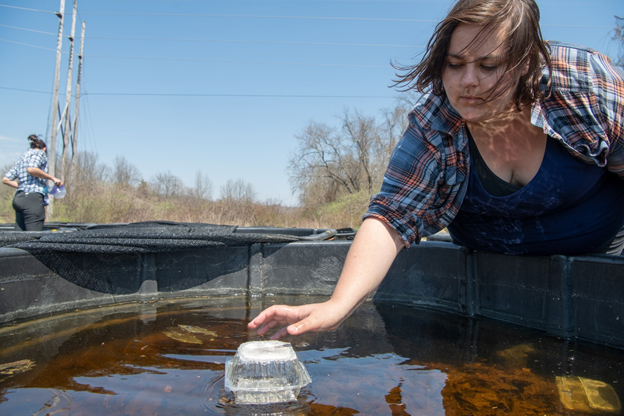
xmin=163 ymin=328 xmax=202 ymax=344
xmin=496 ymin=343 xmax=535 ymax=368
xmin=0 ymin=359 xmax=35 ymax=378
xmin=556 ymin=376 xmax=622 ymax=414
xmin=178 ymin=325 xmax=217 ymax=337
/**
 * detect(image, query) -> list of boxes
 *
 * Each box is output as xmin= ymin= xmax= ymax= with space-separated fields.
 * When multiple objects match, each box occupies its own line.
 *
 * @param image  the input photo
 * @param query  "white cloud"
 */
xmin=0 ymin=134 xmax=21 ymax=144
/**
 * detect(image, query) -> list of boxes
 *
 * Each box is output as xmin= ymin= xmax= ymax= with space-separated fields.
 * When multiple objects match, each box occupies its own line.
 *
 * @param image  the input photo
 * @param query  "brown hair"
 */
xmin=28 ymin=134 xmax=46 ymax=150
xmin=392 ymin=0 xmax=551 ymax=108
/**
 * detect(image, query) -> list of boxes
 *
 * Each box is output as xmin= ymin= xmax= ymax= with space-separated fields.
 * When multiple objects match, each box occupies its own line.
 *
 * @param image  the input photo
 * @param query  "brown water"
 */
xmin=0 ymin=296 xmax=622 ymax=416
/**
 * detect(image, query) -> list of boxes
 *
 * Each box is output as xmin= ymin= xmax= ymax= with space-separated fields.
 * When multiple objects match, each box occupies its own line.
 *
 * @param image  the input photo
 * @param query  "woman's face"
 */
xmin=442 ymin=23 xmax=524 ymax=124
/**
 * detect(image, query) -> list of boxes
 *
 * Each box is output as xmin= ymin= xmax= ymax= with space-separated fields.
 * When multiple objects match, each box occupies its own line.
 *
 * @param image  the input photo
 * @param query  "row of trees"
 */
xmin=50 ymin=152 xmax=279 ymax=226
xmin=1 ymin=97 xmax=416 ymax=229
xmin=0 ymin=151 xmax=281 ymax=226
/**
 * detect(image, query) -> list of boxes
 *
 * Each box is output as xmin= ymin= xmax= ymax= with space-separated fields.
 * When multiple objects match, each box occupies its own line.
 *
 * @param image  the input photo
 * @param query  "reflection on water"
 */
xmin=0 ymin=296 xmax=622 ymax=415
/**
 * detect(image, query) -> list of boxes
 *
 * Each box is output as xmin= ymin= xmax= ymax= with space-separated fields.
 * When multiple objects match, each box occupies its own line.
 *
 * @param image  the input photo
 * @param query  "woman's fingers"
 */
xmin=248 ymin=305 xmax=300 ymax=330
xmin=256 ymin=319 xmax=282 ymax=336
xmin=249 ymin=306 xmax=292 ymax=336
xmin=248 ymin=304 xmax=322 ymax=337
xmin=249 ymin=302 xmax=346 ymax=339
xmin=269 ymin=326 xmax=291 ymax=340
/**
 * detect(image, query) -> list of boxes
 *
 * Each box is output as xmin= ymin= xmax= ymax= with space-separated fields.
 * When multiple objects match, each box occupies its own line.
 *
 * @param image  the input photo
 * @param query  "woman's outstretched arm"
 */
xmin=248 ymin=217 xmax=404 ymax=339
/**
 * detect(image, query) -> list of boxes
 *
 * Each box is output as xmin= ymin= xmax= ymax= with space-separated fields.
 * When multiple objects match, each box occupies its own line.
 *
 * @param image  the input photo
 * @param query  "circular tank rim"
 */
xmin=0 ymin=224 xmax=623 ymax=350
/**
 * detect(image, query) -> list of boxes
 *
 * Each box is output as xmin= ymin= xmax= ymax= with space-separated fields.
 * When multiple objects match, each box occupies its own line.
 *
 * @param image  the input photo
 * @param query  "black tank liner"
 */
xmin=0 ymin=221 xmax=622 ymax=350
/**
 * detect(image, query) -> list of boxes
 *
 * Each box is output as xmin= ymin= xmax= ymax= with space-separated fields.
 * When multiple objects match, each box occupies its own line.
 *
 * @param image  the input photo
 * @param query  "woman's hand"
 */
xmin=248 ymin=299 xmax=352 ymax=340
xmin=248 ymin=218 xmax=405 ymax=340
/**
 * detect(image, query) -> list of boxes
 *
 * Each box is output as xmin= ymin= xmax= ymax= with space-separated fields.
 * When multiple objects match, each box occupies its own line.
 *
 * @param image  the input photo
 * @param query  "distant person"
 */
xmin=2 ymin=134 xmax=63 ymax=231
xmin=249 ymin=0 xmax=624 ymax=339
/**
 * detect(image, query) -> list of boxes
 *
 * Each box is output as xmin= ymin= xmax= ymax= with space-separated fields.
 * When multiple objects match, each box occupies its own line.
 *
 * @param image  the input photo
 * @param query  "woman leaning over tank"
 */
xmin=248 ymin=0 xmax=624 ymax=339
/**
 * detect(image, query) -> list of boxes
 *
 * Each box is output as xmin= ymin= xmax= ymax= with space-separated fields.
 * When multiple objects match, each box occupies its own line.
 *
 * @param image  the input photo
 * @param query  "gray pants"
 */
xmin=12 ymin=191 xmax=45 ymax=231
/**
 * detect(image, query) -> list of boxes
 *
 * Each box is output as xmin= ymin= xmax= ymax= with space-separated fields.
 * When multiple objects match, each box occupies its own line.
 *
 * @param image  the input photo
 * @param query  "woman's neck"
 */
xmin=465 ymin=104 xmax=547 ymax=187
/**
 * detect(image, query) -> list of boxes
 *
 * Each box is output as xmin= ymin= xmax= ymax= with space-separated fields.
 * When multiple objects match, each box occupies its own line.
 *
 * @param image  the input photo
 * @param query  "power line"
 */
xmin=57 ymin=0 xmax=623 ymax=2
xmin=0 ymin=24 xmax=56 ymax=36
xmin=0 ymin=86 xmax=52 ymax=94
xmin=75 ymin=11 xmax=613 ymax=28
xmin=0 ymin=4 xmax=613 ymax=32
xmin=1 ymin=37 xmax=403 ymax=67
xmin=85 ymin=36 xmax=422 ymax=49
xmin=83 ymin=54 xmax=390 ymax=68
xmin=0 ymin=37 xmax=400 ymax=67
xmin=1 ymin=7 xmax=611 ymax=29
xmin=82 ymin=0 xmax=444 ymax=3
xmin=0 ymin=38 xmax=56 ymax=51
xmin=0 ymin=24 xmax=422 ymax=48
xmin=0 ymin=85 xmax=398 ymax=99
xmin=85 ymin=92 xmax=399 ymax=98
xmin=72 ymin=11 xmax=441 ymax=23
xmin=0 ymin=4 xmax=57 ymax=14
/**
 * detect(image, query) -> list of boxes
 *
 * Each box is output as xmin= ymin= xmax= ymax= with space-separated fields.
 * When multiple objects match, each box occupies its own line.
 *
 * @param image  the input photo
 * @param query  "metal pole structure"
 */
xmin=71 ymin=21 xmax=85 ymax=167
xmin=48 ymin=0 xmax=66 ymax=216
xmin=61 ymin=1 xmax=77 ymax=181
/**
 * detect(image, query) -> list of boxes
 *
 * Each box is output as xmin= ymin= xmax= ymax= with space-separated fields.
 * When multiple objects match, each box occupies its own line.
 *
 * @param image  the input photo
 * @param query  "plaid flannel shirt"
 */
xmin=4 ymin=148 xmax=49 ymax=205
xmin=365 ymin=42 xmax=624 ymax=248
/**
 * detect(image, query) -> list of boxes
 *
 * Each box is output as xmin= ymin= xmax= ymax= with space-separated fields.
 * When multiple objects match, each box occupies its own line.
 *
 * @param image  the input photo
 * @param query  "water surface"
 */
xmin=0 ymin=296 xmax=622 ymax=415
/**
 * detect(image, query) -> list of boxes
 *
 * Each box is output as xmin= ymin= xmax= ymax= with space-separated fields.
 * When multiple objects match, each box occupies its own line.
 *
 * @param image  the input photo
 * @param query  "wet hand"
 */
xmin=248 ymin=301 xmax=349 ymax=340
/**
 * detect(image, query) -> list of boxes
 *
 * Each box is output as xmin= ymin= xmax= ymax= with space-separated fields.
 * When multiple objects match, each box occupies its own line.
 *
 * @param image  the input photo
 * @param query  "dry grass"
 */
xmin=1 ymin=180 xmax=362 ymax=229
xmin=0 ymin=156 xmax=368 ymax=230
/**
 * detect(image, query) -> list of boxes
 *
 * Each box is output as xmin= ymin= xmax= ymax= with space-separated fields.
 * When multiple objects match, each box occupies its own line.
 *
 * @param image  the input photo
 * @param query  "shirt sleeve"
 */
xmin=4 ymin=166 xmax=17 ymax=180
xmin=591 ymin=52 xmax=624 ymax=178
xmin=364 ymin=113 xmax=446 ymax=248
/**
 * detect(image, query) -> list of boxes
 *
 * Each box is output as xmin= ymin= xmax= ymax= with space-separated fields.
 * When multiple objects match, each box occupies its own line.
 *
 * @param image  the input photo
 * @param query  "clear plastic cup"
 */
xmin=225 ymin=340 xmax=312 ymax=404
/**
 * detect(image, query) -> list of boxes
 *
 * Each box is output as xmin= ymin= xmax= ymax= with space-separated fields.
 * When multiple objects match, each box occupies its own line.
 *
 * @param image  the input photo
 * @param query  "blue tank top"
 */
xmin=447 ymin=136 xmax=624 ymax=255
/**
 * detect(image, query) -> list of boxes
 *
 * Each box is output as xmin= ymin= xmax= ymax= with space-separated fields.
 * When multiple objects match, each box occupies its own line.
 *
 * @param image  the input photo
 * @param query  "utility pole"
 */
xmin=48 ymin=0 xmax=66 ymax=216
xmin=72 ymin=20 xmax=85 ymax=168
xmin=61 ymin=1 xmax=77 ymax=180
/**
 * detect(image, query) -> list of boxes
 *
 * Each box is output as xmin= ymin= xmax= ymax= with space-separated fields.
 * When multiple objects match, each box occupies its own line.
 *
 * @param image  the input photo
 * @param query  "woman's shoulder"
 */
xmin=543 ymin=41 xmax=623 ymax=93
xmin=23 ymin=148 xmax=47 ymax=164
xmin=412 ymin=92 xmax=445 ymax=114
xmin=411 ymin=93 xmax=462 ymax=136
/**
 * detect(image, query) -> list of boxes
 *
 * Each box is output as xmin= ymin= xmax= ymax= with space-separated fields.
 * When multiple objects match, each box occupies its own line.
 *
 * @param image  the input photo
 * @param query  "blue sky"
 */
xmin=0 ymin=0 xmax=621 ymax=206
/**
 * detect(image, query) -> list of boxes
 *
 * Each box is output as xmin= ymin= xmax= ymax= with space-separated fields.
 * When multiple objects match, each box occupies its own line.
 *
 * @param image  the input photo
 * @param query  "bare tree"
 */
xmin=70 ymin=151 xmax=109 ymax=188
xmin=189 ymin=170 xmax=213 ymax=201
xmin=111 ymin=155 xmax=142 ymax=188
xmin=290 ymin=103 xmax=414 ymax=206
xmin=374 ymin=101 xmax=413 ymax=187
xmin=289 ymin=109 xmax=378 ymax=201
xmin=288 ymin=95 xmax=418 ymax=208
xmin=219 ymin=179 xmax=257 ymax=204
xmin=151 ymin=171 xmax=185 ymax=198
xmin=614 ymin=16 xmax=624 ymax=66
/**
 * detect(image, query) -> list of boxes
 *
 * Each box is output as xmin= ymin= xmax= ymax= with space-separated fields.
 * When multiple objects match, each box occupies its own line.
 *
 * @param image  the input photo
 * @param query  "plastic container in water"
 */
xmin=49 ymin=185 xmax=66 ymax=199
xmin=225 ymin=340 xmax=312 ymax=405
